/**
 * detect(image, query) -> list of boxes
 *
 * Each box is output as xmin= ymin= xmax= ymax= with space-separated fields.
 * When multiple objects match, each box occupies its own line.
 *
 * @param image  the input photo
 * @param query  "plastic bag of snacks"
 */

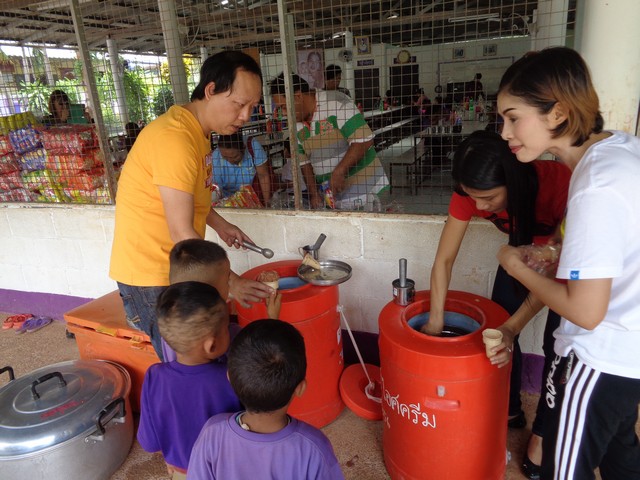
xmin=45 ymin=147 xmax=102 ymax=173
xmin=0 ymin=135 xmax=13 ymax=156
xmin=0 ymin=188 xmax=37 ymax=202
xmin=0 ymin=171 xmax=24 ymax=191
xmin=55 ymin=166 xmax=105 ymax=190
xmin=36 ymin=186 xmax=67 ymax=203
xmin=39 ymin=125 xmax=98 ymax=154
xmin=17 ymin=148 xmax=47 ymax=172
xmin=0 ymin=153 xmax=20 ymax=175
xmin=320 ymin=180 xmax=336 ymax=209
xmin=62 ymin=186 xmax=111 ymax=204
xmin=213 ymin=185 xmax=263 ymax=208
xmin=21 ymin=169 xmax=55 ymax=192
xmin=8 ymin=126 xmax=42 ymax=155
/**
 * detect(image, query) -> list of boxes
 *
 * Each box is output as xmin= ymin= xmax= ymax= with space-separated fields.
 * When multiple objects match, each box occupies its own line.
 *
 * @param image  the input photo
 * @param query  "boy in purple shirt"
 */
xmin=161 ymin=239 xmax=281 ymax=362
xmin=137 ymin=281 xmax=241 ymax=478
xmin=187 ymin=319 xmax=344 ymax=480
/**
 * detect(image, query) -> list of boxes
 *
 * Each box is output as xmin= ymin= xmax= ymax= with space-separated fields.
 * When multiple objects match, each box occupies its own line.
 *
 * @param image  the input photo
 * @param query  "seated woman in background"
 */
xmin=43 ymin=90 xmax=70 ymax=126
xmin=124 ymin=122 xmax=141 ymax=152
xmin=212 ymin=132 xmax=272 ymax=206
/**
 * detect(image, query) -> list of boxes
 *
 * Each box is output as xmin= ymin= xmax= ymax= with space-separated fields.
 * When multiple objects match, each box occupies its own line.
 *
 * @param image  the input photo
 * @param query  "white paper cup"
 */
xmin=482 ymin=328 xmax=503 ymax=358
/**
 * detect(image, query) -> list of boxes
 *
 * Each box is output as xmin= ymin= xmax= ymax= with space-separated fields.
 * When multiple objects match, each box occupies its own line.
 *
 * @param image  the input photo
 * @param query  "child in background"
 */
xmin=162 ymin=239 xmax=282 ymax=362
xmin=137 ymin=281 xmax=241 ymax=479
xmin=187 ymin=319 xmax=344 ymax=480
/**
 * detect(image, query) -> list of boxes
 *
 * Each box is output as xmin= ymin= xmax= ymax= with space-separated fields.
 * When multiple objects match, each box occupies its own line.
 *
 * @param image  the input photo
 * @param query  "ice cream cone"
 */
xmin=262 ymin=280 xmax=279 ymax=291
xmin=482 ymin=328 xmax=503 ymax=358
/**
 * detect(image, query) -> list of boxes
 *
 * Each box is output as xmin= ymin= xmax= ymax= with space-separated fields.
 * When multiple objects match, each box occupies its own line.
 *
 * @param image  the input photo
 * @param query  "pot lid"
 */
xmin=0 ymin=360 xmax=130 ymax=457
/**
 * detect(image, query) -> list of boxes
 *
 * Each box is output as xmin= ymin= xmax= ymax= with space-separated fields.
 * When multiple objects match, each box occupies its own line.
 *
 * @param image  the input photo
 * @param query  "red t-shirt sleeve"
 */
xmin=449 ymin=192 xmax=479 ymax=221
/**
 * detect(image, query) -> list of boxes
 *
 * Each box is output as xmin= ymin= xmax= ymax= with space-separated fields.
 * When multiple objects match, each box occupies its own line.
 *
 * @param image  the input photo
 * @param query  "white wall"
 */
xmin=261 ymin=36 xmax=532 ymax=101
xmin=0 ymin=204 xmax=547 ymax=354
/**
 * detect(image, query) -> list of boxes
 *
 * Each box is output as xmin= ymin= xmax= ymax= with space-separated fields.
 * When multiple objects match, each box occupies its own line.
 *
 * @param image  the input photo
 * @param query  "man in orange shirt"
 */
xmin=110 ymin=51 xmax=272 ymax=360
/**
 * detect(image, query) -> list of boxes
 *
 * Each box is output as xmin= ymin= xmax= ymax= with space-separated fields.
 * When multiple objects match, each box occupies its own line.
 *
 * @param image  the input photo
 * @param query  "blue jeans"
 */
xmin=116 ymin=282 xmax=166 ymax=361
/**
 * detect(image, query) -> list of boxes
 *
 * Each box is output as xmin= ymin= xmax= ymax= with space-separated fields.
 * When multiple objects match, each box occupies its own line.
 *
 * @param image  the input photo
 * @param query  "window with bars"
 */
xmin=0 ymin=0 xmax=575 ymax=212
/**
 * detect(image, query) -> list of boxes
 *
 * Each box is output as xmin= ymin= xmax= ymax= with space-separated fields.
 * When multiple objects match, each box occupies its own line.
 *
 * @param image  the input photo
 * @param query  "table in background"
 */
xmin=252 ymin=131 xmax=288 ymax=169
xmin=388 ymin=120 xmax=488 ymax=195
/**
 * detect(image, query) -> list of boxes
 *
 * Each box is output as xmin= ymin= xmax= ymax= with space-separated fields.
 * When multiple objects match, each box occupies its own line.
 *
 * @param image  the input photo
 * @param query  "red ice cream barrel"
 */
xmin=378 ymin=290 xmax=511 ymax=480
xmin=236 ymin=260 xmax=344 ymax=428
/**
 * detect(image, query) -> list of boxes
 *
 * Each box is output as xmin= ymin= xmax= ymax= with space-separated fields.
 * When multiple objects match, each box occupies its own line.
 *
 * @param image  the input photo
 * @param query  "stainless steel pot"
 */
xmin=0 ymin=359 xmax=133 ymax=480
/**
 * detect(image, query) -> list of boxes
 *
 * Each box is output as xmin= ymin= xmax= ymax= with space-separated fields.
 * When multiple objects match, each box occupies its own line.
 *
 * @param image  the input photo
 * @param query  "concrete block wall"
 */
xmin=0 ymin=204 xmax=547 ymax=354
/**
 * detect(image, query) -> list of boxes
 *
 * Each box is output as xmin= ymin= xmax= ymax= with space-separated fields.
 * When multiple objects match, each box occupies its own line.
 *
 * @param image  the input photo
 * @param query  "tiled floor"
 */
xmin=0 ymin=316 xmax=618 ymax=479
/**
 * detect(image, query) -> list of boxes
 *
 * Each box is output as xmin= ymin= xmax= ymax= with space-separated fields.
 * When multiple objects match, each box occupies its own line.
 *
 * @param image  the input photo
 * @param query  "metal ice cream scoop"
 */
xmin=236 ymin=239 xmax=274 ymax=259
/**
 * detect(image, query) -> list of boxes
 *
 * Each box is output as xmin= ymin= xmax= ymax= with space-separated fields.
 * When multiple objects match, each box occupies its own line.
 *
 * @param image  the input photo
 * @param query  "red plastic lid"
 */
xmin=339 ymin=364 xmax=383 ymax=421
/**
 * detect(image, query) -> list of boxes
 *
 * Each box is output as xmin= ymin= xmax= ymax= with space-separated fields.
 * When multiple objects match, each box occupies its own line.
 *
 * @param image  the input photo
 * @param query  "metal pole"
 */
xmin=69 ymin=0 xmax=118 ymax=202
xmin=157 ymin=0 xmax=189 ymax=104
xmin=276 ymin=1 xmax=302 ymax=209
xmin=107 ymin=37 xmax=129 ymax=127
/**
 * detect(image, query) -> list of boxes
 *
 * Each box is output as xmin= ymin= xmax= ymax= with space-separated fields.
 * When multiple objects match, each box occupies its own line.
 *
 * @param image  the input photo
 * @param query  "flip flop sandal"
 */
xmin=12 ymin=313 xmax=33 ymax=331
xmin=15 ymin=316 xmax=47 ymax=334
xmin=2 ymin=314 xmax=32 ymax=330
xmin=26 ymin=316 xmax=52 ymax=333
xmin=2 ymin=316 xmax=15 ymax=330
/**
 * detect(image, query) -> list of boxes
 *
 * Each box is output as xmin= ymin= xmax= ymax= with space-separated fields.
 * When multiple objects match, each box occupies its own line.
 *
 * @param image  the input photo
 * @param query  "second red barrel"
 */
xmin=378 ymin=290 xmax=510 ymax=480
xmin=236 ymin=260 xmax=344 ymax=428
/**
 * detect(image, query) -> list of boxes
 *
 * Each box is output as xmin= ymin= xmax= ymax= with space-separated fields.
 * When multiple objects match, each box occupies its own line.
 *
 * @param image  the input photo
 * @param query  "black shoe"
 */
xmin=522 ymin=454 xmax=541 ymax=480
xmin=507 ymin=410 xmax=526 ymax=429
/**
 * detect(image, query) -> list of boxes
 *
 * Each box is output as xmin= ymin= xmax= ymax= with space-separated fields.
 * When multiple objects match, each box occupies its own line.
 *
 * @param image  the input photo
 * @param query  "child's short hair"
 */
xmin=169 ymin=239 xmax=228 ymax=284
xmin=157 ymin=281 xmax=228 ymax=355
xmin=228 ymin=319 xmax=306 ymax=412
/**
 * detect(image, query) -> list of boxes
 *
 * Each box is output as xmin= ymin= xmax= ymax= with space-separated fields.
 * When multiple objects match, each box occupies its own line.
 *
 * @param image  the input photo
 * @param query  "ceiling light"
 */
xmin=387 ymin=12 xmax=399 ymax=19
xmin=449 ymin=13 xmax=500 ymax=23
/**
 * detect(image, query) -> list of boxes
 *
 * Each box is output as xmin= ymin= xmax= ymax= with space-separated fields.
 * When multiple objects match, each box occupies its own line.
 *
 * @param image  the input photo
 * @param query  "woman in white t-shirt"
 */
xmin=496 ymin=47 xmax=640 ymax=480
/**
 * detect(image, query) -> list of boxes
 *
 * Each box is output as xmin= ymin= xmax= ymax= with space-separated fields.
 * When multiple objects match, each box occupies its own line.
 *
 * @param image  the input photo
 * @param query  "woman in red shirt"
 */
xmin=423 ymin=130 xmax=571 ymax=479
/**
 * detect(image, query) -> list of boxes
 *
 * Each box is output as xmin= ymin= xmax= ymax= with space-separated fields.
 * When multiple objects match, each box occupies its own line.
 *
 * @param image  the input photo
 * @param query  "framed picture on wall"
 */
xmin=483 ymin=44 xmax=497 ymax=56
xmin=297 ymin=49 xmax=325 ymax=89
xmin=453 ymin=47 xmax=465 ymax=59
xmin=356 ymin=36 xmax=370 ymax=55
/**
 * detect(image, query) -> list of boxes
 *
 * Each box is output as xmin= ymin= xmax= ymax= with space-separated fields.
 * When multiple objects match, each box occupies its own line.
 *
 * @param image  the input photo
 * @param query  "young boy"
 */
xmin=137 ymin=281 xmax=240 ymax=479
xmin=187 ymin=319 xmax=344 ymax=479
xmin=162 ymin=239 xmax=281 ymax=362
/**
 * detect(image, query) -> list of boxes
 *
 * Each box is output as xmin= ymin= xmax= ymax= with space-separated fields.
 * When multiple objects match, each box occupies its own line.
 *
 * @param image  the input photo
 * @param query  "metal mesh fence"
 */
xmin=0 ymin=0 xmax=575 ymax=212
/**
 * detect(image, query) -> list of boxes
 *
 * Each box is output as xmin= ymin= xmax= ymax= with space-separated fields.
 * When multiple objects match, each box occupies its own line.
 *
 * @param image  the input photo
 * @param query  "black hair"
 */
xmin=228 ymin=319 xmax=306 ymax=413
xmin=156 ymin=281 xmax=227 ymax=354
xmin=169 ymin=239 xmax=228 ymax=283
xmin=269 ymin=72 xmax=310 ymax=95
xmin=452 ymin=130 xmax=538 ymax=246
xmin=191 ymin=50 xmax=262 ymax=101
xmin=325 ymin=64 xmax=342 ymax=81
xmin=217 ymin=132 xmax=245 ymax=150
xmin=474 ymin=73 xmax=482 ymax=80
xmin=48 ymin=90 xmax=70 ymax=118
xmin=125 ymin=122 xmax=140 ymax=136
